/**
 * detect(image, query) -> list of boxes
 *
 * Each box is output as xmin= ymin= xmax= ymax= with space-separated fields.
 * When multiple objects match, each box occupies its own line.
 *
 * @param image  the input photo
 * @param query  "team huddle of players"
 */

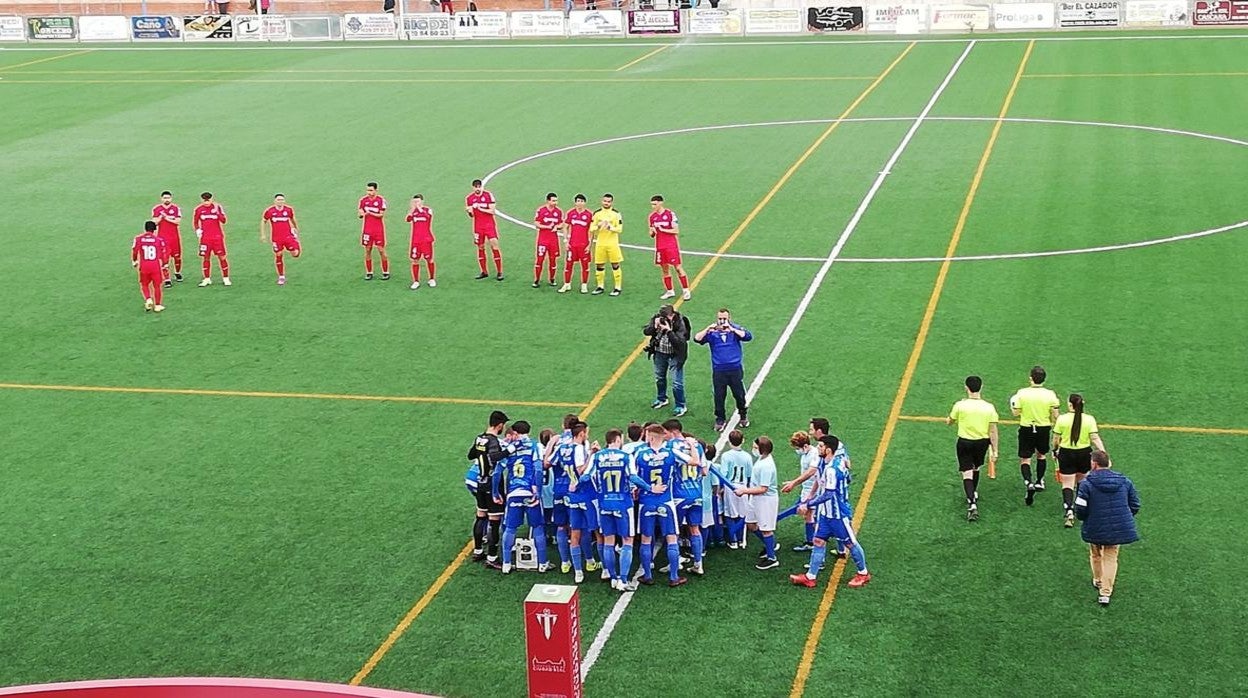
xmin=130 ymin=180 xmax=698 ymax=311
xmin=466 ymin=412 xmax=871 ymax=591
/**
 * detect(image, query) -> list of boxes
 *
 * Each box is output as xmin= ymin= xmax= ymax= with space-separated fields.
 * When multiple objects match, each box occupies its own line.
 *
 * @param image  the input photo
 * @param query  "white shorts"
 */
xmin=745 ymin=494 xmax=779 ymax=532
xmin=722 ymin=489 xmax=749 ymax=519
xmin=701 ymin=499 xmax=715 ymax=527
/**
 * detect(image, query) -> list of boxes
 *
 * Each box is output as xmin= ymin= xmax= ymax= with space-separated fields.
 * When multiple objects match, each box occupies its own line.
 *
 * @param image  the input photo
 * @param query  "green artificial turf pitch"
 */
xmin=1 ymin=32 xmax=1246 ymax=697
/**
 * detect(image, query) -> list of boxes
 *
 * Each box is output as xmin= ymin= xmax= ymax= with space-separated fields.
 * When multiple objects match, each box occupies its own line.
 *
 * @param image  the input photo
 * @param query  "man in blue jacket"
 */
xmin=1074 ymin=450 xmax=1140 ymax=606
xmin=694 ymin=307 xmax=753 ymax=432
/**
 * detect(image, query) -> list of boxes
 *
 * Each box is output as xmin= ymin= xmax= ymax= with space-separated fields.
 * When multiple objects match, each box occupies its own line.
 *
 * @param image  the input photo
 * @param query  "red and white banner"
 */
xmin=524 ymin=585 xmax=582 ymax=698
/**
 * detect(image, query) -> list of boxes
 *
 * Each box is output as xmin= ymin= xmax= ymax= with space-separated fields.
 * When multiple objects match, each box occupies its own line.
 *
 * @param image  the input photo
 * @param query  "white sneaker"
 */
xmin=558 ymin=283 xmax=571 ymax=293
xmin=659 ymin=290 xmax=677 ymax=300
xmin=690 ymin=562 xmax=704 ymax=576
xmin=610 ymin=579 xmax=621 ymax=591
xmin=501 ymin=563 xmax=512 ymax=574
xmin=144 ymin=298 xmax=154 ymax=312
xmin=601 ymin=568 xmax=611 ymax=581
xmin=153 ymin=304 xmax=165 ymax=313
xmin=410 ymin=281 xmax=420 ymax=290
xmin=580 ymin=283 xmax=589 ymax=294
xmin=427 ymin=279 xmax=437 ymax=287
xmin=277 ymin=275 xmax=286 ymax=286
xmin=222 ymin=277 xmax=232 ymax=287
xmin=727 ymin=541 xmax=739 ymax=550
xmin=620 ymin=580 xmax=638 ymax=592
xmin=537 ymin=562 xmax=552 ymax=573
xmin=682 ymin=289 xmax=692 ymax=301
xmin=574 ymin=570 xmax=584 ymax=584
xmin=198 ymin=278 xmax=212 ymax=287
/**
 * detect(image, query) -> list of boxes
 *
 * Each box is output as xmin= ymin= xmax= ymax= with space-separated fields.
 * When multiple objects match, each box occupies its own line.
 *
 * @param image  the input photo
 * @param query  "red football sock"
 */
xmin=678 ymin=274 xmax=689 ymax=289
xmin=426 ymin=261 xmax=436 ymax=280
xmin=492 ymin=249 xmax=503 ymax=275
xmin=380 ymin=257 xmax=389 ymax=274
xmin=411 ymin=263 xmax=420 ymax=282
xmin=202 ymin=258 xmax=211 ymax=278
xmin=548 ymin=256 xmax=557 ymax=282
xmin=663 ymin=275 xmax=673 ymax=291
xmin=564 ymin=259 xmax=574 ymax=284
xmin=581 ymin=260 xmax=590 ymax=284
xmin=173 ymin=255 xmax=182 ymax=273
xmin=162 ymin=265 xmax=170 ymax=283
xmin=153 ymin=282 xmax=163 ymax=305
xmin=533 ymin=254 xmax=543 ymax=283
xmin=477 ymin=248 xmax=488 ymax=274
xmin=219 ymin=257 xmax=229 ymax=277
xmin=275 ymin=255 xmax=284 ymax=276
xmin=141 ymin=281 xmax=151 ymax=301
xmin=365 ymin=256 xmax=374 ymax=274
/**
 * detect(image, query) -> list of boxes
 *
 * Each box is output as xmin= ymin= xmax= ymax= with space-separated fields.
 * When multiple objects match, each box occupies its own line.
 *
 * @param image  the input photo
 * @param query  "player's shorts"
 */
xmin=747 ymin=494 xmax=779 ymax=532
xmin=1057 ymin=446 xmax=1093 ymax=475
xmin=198 ymin=237 xmax=226 ymax=257
xmin=159 ymin=233 xmax=182 ymax=258
xmin=472 ymin=229 xmax=499 ymax=247
xmin=701 ymin=496 xmax=716 ymax=528
xmin=361 ymin=231 xmax=386 ymax=248
xmin=568 ymin=500 xmax=599 ymax=531
xmin=1017 ymin=425 xmax=1052 ymax=458
xmin=504 ymin=495 xmax=544 ymax=529
xmin=272 ymin=234 xmax=301 ymax=254
xmin=138 ymin=267 xmax=161 ymax=287
xmin=599 ymin=509 xmax=636 ymax=539
xmin=474 ymin=485 xmax=504 ymax=516
xmin=676 ymin=498 xmax=703 ymax=527
xmin=639 ymin=500 xmax=678 ymax=539
xmin=654 ymin=246 xmax=682 ymax=267
xmin=567 ymin=241 xmax=590 ymax=261
xmin=410 ymin=240 xmax=434 ymax=261
xmin=815 ymin=514 xmax=858 ymax=546
xmin=594 ymin=242 xmax=623 ymax=265
xmin=549 ymin=497 xmax=569 ymax=526
xmin=536 ymin=231 xmax=560 ymax=258
xmin=955 ymin=437 xmax=991 ymax=472
xmin=722 ymin=489 xmax=749 ymax=519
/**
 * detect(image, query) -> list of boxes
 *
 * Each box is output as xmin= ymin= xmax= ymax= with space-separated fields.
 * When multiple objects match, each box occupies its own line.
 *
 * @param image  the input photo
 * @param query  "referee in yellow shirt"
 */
xmin=947 ymin=375 xmax=999 ymax=522
xmin=590 ymin=193 xmax=623 ymax=296
xmin=1052 ymin=392 xmax=1106 ymax=527
xmin=1010 ymin=365 xmax=1061 ymax=506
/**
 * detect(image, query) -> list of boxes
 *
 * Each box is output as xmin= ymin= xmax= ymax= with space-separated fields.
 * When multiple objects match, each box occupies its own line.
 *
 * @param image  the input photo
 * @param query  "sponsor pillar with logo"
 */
xmin=524 ymin=584 xmax=582 ymax=698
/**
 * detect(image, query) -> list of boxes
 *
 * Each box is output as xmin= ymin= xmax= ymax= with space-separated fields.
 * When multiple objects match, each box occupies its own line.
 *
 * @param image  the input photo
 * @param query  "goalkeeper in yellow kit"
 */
xmin=590 ymin=193 xmax=624 ymax=296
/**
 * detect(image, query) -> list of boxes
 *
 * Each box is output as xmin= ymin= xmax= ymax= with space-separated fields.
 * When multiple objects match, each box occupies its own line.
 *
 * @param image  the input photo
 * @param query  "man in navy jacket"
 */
xmin=694 ymin=307 xmax=753 ymax=432
xmin=1074 ymin=450 xmax=1141 ymax=606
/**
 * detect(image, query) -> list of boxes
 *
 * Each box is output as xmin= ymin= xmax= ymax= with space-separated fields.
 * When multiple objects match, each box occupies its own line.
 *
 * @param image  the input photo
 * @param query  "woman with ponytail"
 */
xmin=1052 ymin=393 xmax=1106 ymax=527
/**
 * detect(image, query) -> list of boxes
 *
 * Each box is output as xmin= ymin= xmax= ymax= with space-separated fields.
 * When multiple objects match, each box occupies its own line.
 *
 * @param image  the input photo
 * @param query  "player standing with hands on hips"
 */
xmin=649 ymin=195 xmax=691 ymax=301
xmin=466 ymin=179 xmax=503 ymax=281
xmin=694 ymin=308 xmax=753 ymax=433
xmin=358 ymin=182 xmax=389 ymax=281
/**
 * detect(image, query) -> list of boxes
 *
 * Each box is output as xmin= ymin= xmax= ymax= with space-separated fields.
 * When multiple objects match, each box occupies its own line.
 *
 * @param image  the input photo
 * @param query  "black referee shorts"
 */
xmin=956 ymin=437 xmax=991 ymax=472
xmin=1057 ymin=447 xmax=1093 ymax=475
xmin=1017 ymin=425 xmax=1052 ymax=458
xmin=475 ymin=485 xmax=504 ymax=515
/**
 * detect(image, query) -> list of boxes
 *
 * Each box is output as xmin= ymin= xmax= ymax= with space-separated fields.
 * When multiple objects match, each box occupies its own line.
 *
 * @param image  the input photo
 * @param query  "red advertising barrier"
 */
xmin=1193 ymin=0 xmax=1248 ymax=24
xmin=0 ymin=678 xmax=437 ymax=698
xmin=524 ymin=584 xmax=582 ymax=698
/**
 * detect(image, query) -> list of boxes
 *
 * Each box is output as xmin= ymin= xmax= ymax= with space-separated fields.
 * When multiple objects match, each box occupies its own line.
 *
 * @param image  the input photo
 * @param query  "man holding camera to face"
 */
xmin=643 ymin=304 xmax=692 ymax=417
xmin=694 ymin=308 xmax=753 ymax=432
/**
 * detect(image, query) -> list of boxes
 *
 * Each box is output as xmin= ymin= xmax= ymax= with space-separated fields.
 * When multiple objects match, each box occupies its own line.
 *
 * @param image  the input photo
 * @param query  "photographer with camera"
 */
xmin=694 ymin=308 xmax=753 ymax=432
xmin=643 ymin=304 xmax=692 ymax=417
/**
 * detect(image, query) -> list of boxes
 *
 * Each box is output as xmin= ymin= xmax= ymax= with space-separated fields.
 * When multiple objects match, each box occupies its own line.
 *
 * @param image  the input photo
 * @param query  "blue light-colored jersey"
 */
xmin=586 ymin=448 xmax=641 ymax=513
xmin=495 ymin=436 xmax=542 ymax=498
xmin=549 ymin=431 xmax=576 ymax=498
xmin=831 ymin=443 xmax=852 ymax=517
xmin=798 ymin=446 xmax=819 ymax=495
xmin=719 ymin=448 xmax=753 ymax=486
xmin=634 ymin=444 xmax=682 ymax=507
xmin=752 ymin=455 xmax=779 ymax=497
xmin=813 ymin=454 xmax=851 ymax=520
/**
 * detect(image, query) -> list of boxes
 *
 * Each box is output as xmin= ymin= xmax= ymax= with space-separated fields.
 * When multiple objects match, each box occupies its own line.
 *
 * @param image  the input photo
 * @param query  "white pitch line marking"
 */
xmin=578 ymin=38 xmax=979 ymax=681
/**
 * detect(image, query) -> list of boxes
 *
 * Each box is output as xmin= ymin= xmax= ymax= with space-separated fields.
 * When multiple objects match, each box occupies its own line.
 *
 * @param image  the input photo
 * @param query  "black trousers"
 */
xmin=712 ymin=368 xmax=747 ymax=422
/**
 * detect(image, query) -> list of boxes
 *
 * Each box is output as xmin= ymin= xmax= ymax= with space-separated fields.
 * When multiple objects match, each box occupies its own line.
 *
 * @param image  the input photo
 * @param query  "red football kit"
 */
xmin=563 ymin=207 xmax=593 ymax=286
xmin=533 ymin=204 xmax=562 ymax=284
xmin=132 ymin=232 xmax=169 ymax=304
xmin=152 ymin=203 xmax=182 ymax=256
xmin=359 ymin=195 xmax=387 ymax=247
xmin=649 ymin=208 xmax=681 ymax=266
xmin=407 ymin=205 xmax=436 ymax=283
xmin=194 ymin=202 xmax=228 ymax=256
xmin=467 ymin=189 xmax=503 ymax=277
xmin=264 ymin=205 xmax=300 ymax=253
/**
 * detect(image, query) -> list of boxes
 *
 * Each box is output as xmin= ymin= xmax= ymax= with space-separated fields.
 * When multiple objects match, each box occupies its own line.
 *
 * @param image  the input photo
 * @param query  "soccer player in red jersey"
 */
xmin=151 ymin=190 xmax=183 ymax=287
xmin=193 ymin=192 xmax=231 ymax=287
xmin=406 ymin=194 xmax=437 ymax=290
xmin=466 ymin=178 xmax=503 ymax=281
xmin=261 ymin=193 xmax=301 ymax=286
xmin=649 ymin=195 xmax=690 ymax=301
xmin=359 ymin=181 xmax=390 ymax=281
xmin=532 ymin=193 xmax=562 ymax=288
xmin=132 ymin=221 xmax=169 ymax=312
xmin=559 ymin=193 xmax=593 ymax=294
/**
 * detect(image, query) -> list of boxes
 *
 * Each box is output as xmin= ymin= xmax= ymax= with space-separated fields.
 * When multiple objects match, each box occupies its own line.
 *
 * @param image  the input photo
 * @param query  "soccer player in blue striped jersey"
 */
xmin=565 ymin=422 xmax=600 ymax=583
xmin=665 ymin=419 xmax=708 ymax=576
xmin=633 ymin=423 xmax=696 ymax=587
xmin=492 ymin=421 xmax=552 ymax=574
xmin=579 ymin=428 xmax=648 ymax=591
xmin=544 ymin=414 xmax=579 ymax=573
xmin=792 ymin=435 xmax=870 ymax=589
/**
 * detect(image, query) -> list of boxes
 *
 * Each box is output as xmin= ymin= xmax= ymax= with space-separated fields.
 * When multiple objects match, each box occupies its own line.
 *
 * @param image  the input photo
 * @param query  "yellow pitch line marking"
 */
xmin=789 ymin=39 xmax=1035 ymax=698
xmin=1026 ymin=71 xmax=1248 ymax=78
xmin=0 ymin=48 xmax=94 ymax=72
xmin=615 ymin=44 xmax=670 ymax=71
xmin=0 ymin=382 xmax=585 ymax=410
xmin=898 ymin=414 xmax=1248 ymax=437
xmin=347 ymin=40 xmax=918 ymax=690
xmin=0 ymin=76 xmax=877 ymax=85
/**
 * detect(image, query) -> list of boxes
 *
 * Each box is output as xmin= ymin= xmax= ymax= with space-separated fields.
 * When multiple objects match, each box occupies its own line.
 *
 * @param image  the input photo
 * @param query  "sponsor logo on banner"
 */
xmin=807 ymin=6 xmax=864 ymax=30
xmin=235 ymin=14 xmax=289 ymax=40
xmin=687 ymin=8 xmax=743 ymax=34
xmin=183 ymin=15 xmax=234 ymax=40
xmin=1124 ymin=0 xmax=1188 ymax=23
xmin=510 ymin=11 xmax=565 ymax=36
xmin=866 ymin=4 xmax=928 ymax=31
xmin=78 ymin=15 xmax=130 ymax=40
xmin=0 ymin=15 xmax=24 ymax=41
xmin=992 ymin=2 xmax=1055 ymax=28
xmin=929 ymin=3 xmax=991 ymax=29
xmin=404 ymin=13 xmax=454 ymax=38
xmin=568 ymin=9 xmax=624 ymax=35
xmin=744 ymin=8 xmax=804 ymax=33
xmin=1194 ymin=0 xmax=1248 ymax=24
xmin=27 ymin=16 xmax=77 ymax=40
xmin=343 ymin=13 xmax=396 ymax=39
xmin=1057 ymin=1 xmax=1120 ymax=26
xmin=131 ymin=15 xmax=182 ymax=40
xmin=627 ymin=9 xmax=681 ymax=33
xmin=455 ymin=11 xmax=509 ymax=38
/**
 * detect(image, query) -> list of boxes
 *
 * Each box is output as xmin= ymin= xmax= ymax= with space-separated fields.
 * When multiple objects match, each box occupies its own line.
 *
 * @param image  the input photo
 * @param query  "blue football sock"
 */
xmin=620 ymin=545 xmax=634 ymax=581
xmin=692 ymin=531 xmax=704 ymax=564
xmin=580 ymin=535 xmax=596 ymax=564
xmin=556 ymin=528 xmax=571 ymax=565
xmin=533 ymin=525 xmax=549 ymax=566
xmin=807 ymin=545 xmax=828 ymax=579
xmin=735 ymin=519 xmax=747 ymax=544
xmin=502 ymin=528 xmax=517 ymax=566
xmin=763 ymin=534 xmax=777 ymax=559
xmin=805 ymin=522 xmax=816 ymax=544
xmin=603 ymin=544 xmax=618 ymax=580
xmin=570 ymin=542 xmax=584 ymax=573
xmin=666 ymin=543 xmax=682 ymax=581
xmin=640 ymin=541 xmax=653 ymax=578
xmin=836 ymin=541 xmax=846 ymax=556
xmin=753 ymin=529 xmax=767 ymax=545
xmin=596 ymin=541 xmax=605 ymax=566
xmin=849 ymin=543 xmax=867 ymax=574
